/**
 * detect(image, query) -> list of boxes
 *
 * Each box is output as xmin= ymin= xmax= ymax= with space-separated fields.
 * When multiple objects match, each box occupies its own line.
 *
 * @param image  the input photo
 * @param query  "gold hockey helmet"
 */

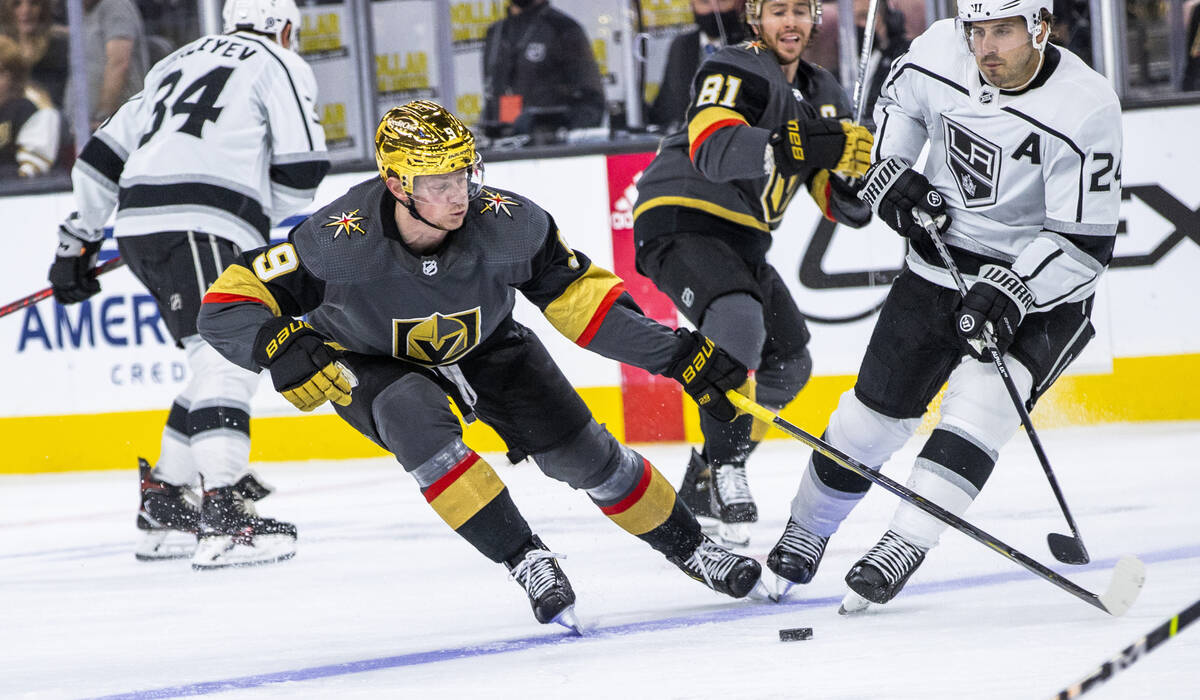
xmin=374 ymin=100 xmax=481 ymax=198
xmin=745 ymin=0 xmax=822 ymax=27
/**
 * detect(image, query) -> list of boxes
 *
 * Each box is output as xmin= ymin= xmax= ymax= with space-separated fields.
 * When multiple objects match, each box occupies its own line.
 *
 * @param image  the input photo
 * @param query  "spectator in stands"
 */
xmin=481 ymin=0 xmax=605 ymax=139
xmin=0 ymin=34 xmax=60 ymax=178
xmin=1051 ymin=0 xmax=1092 ymax=67
xmin=647 ymin=0 xmax=747 ymax=131
xmin=0 ymin=0 xmax=69 ymax=107
xmin=1185 ymin=1 xmax=1200 ymax=91
xmin=71 ymin=0 xmax=149 ymax=131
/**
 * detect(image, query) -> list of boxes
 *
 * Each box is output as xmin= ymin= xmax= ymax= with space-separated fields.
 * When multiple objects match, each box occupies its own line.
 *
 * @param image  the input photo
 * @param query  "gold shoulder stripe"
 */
xmin=204 ymin=264 xmax=282 ymax=317
xmin=543 ymin=263 xmax=624 ymax=343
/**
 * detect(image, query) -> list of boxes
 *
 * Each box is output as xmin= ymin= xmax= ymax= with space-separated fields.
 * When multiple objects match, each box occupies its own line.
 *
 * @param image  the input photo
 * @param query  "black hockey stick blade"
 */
xmin=1048 ymin=532 xmax=1091 ymax=565
xmin=1053 ymin=596 xmax=1200 ymax=698
xmin=0 ymin=255 xmax=125 ymax=319
xmin=728 ymin=391 xmax=1146 ymax=616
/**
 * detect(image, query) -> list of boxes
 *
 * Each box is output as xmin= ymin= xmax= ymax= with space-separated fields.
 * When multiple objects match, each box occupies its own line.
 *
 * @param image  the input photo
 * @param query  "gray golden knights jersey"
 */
xmin=876 ymin=19 xmax=1122 ymax=312
xmin=198 ymin=178 xmax=684 ymax=377
xmin=634 ymin=40 xmax=857 ymax=258
xmin=71 ymin=31 xmax=330 ymax=252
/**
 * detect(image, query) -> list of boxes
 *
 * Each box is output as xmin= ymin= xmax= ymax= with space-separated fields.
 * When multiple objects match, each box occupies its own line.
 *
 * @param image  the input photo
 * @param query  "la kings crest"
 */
xmin=942 ymin=116 xmax=1001 ymax=208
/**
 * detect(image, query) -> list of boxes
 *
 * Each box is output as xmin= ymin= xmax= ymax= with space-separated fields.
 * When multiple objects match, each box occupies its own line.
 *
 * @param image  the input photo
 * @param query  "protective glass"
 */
xmin=961 ymin=20 xmax=1034 ymax=56
xmin=410 ymin=155 xmax=485 ymax=204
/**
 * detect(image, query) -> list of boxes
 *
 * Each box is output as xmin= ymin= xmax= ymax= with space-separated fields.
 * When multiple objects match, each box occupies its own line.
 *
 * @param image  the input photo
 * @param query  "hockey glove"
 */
xmin=955 ymin=265 xmax=1035 ymax=360
xmin=858 ymin=156 xmax=950 ymax=243
xmin=48 ymin=214 xmax=103 ymax=304
xmin=665 ymin=329 xmax=749 ymax=423
xmin=768 ymin=114 xmax=873 ymax=180
xmin=253 ymin=317 xmax=353 ymax=411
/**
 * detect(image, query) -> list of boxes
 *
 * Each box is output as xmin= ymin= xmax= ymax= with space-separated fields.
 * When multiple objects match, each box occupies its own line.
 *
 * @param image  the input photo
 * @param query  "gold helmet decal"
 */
xmin=375 ymin=99 xmax=478 ymax=196
xmin=393 ymin=309 xmax=481 ymax=366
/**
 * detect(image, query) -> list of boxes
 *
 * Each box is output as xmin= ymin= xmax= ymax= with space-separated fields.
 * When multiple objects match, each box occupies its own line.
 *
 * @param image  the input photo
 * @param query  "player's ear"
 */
xmin=385 ymin=175 xmax=409 ymax=203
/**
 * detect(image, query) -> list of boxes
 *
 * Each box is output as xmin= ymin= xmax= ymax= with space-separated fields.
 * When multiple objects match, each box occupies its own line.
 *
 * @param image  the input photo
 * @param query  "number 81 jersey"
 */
xmin=72 ymin=30 xmax=329 ymax=253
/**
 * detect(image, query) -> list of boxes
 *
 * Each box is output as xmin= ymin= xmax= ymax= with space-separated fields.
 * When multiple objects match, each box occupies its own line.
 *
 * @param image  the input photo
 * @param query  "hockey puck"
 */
xmin=778 ymin=627 xmax=813 ymax=642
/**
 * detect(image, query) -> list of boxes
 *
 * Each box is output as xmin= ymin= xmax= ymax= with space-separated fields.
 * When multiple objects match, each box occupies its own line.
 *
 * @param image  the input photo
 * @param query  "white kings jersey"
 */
xmin=71 ymin=31 xmax=330 ymax=252
xmin=873 ymin=19 xmax=1122 ymax=313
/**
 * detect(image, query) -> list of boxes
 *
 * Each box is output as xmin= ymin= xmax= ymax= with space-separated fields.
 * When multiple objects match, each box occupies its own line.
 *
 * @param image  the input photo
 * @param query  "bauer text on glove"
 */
xmin=253 ymin=317 xmax=353 ymax=411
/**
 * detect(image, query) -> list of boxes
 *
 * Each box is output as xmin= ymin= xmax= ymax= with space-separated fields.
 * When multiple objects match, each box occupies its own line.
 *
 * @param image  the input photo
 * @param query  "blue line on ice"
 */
xmin=90 ymin=544 xmax=1200 ymax=699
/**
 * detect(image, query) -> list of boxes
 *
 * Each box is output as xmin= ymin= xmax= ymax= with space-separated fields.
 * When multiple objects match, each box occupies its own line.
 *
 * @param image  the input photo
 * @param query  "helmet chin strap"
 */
xmin=401 ymin=197 xmax=455 ymax=232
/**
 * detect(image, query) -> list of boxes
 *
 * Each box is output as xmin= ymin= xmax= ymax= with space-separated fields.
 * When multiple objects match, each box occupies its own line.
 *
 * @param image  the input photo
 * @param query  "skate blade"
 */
xmin=552 ymin=605 xmax=584 ymax=636
xmin=696 ymin=515 xmax=721 ymax=537
xmin=772 ymin=574 xmax=798 ymax=602
xmin=837 ymin=589 xmax=872 ymax=615
xmin=746 ymin=579 xmax=776 ymax=603
xmin=716 ymin=521 xmax=751 ymax=548
xmin=134 ymin=529 xmax=197 ymax=561
xmin=191 ymin=534 xmax=297 ymax=570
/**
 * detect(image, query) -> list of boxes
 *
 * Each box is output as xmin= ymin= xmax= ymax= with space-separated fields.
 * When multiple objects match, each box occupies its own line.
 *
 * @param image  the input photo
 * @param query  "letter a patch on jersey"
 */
xmin=942 ymin=117 xmax=1000 ymax=208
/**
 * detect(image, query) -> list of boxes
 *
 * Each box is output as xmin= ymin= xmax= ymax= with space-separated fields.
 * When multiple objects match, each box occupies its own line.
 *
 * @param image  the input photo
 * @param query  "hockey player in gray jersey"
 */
xmin=768 ymin=0 xmax=1122 ymax=608
xmin=48 ymin=0 xmax=330 ymax=568
xmin=198 ymin=100 xmax=766 ymax=630
xmin=633 ymin=0 xmax=873 ymax=547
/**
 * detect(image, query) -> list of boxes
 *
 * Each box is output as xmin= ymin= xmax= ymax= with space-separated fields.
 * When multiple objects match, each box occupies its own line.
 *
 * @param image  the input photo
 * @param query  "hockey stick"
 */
xmin=726 ymin=391 xmax=1145 ymax=616
xmin=0 ymin=255 xmax=125 ymax=319
xmin=915 ymin=211 xmax=1091 ymax=566
xmin=851 ymin=0 xmax=882 ymax=124
xmin=1052 ymin=597 xmax=1200 ymax=698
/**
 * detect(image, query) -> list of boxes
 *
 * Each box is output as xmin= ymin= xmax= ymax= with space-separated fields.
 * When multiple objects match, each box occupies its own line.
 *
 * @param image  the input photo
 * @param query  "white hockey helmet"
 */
xmin=223 ymin=0 xmax=301 ymax=49
xmin=957 ymin=0 xmax=1052 ymax=51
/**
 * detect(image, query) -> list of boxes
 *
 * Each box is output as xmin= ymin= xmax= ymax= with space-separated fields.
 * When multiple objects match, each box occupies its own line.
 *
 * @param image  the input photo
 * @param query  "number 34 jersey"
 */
xmin=71 ymin=31 xmax=330 ymax=252
xmin=876 ymin=19 xmax=1122 ymax=310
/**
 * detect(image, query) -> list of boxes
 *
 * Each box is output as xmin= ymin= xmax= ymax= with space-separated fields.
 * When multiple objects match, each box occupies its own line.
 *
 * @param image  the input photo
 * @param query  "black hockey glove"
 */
xmin=955 ymin=265 xmax=1035 ymax=361
xmin=48 ymin=214 xmax=103 ymax=304
xmin=857 ymin=156 xmax=950 ymax=243
xmin=769 ymin=111 xmax=873 ymax=180
xmin=664 ymin=329 xmax=749 ymax=423
xmin=253 ymin=317 xmax=354 ymax=411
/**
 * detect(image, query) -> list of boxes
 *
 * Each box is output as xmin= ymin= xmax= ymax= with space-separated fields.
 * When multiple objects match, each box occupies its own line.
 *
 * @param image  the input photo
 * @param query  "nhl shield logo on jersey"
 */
xmin=942 ymin=117 xmax=1000 ymax=208
xmin=422 ymin=258 xmax=438 ymax=276
xmin=324 ymin=210 xmax=367 ymax=239
xmin=393 ymin=308 xmax=481 ymax=366
xmin=479 ymin=189 xmax=520 ymax=217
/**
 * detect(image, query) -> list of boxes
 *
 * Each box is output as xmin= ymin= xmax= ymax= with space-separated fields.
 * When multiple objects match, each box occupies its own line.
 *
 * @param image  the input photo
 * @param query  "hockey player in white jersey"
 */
xmin=764 ymin=0 xmax=1122 ymax=608
xmin=47 ymin=0 xmax=330 ymax=569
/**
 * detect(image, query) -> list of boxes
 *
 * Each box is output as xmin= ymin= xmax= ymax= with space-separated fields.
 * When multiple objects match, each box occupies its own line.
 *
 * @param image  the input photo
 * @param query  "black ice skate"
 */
xmin=191 ymin=474 xmax=297 ymax=570
xmin=766 ymin=518 xmax=830 ymax=600
xmin=135 ymin=458 xmax=200 ymax=561
xmin=668 ymin=534 xmax=768 ymax=600
xmin=679 ymin=449 xmax=717 ymax=523
xmin=506 ymin=536 xmax=580 ymax=634
xmin=840 ymin=530 xmax=928 ymax=613
xmin=709 ymin=462 xmax=757 ymax=547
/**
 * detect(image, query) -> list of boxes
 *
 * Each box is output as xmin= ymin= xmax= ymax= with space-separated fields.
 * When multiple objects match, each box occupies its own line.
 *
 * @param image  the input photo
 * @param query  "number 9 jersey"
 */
xmin=70 ymin=30 xmax=330 ymax=253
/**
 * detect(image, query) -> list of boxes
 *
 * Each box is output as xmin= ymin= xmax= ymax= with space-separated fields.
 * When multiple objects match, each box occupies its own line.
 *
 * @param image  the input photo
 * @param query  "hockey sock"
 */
xmin=889 ymin=428 xmax=995 ymax=550
xmin=789 ymin=455 xmax=868 ymax=538
xmin=153 ymin=399 xmax=198 ymax=486
xmin=420 ymin=450 xmax=533 ymax=563
xmin=589 ymin=452 xmax=702 ymax=559
xmin=189 ymin=402 xmax=251 ymax=489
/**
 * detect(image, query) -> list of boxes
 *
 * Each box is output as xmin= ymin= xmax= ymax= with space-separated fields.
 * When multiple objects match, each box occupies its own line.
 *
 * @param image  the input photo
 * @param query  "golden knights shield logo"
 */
xmin=392 ymin=308 xmax=481 ymax=365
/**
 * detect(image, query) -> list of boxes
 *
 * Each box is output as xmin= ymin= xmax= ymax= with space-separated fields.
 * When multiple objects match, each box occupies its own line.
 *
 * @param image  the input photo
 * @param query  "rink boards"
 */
xmin=1 ymin=104 xmax=1197 ymax=472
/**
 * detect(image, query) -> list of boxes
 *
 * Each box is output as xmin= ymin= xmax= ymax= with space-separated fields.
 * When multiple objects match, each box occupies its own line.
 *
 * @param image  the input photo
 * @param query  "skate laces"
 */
xmin=713 ymin=464 xmax=752 ymax=505
xmin=510 ymin=548 xmax=567 ymax=599
xmin=862 ymin=531 xmax=925 ymax=584
xmin=778 ymin=519 xmax=827 ymax=563
xmin=685 ymin=539 xmax=739 ymax=589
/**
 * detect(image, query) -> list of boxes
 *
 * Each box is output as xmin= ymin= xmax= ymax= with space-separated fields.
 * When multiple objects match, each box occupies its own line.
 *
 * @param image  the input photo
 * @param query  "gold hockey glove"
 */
xmin=665 ymin=329 xmax=749 ymax=423
xmin=253 ymin=317 xmax=353 ymax=411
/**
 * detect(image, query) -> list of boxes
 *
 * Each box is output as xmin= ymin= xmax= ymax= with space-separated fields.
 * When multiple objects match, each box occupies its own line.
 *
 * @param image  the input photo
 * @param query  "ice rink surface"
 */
xmin=2 ymin=421 xmax=1198 ymax=699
